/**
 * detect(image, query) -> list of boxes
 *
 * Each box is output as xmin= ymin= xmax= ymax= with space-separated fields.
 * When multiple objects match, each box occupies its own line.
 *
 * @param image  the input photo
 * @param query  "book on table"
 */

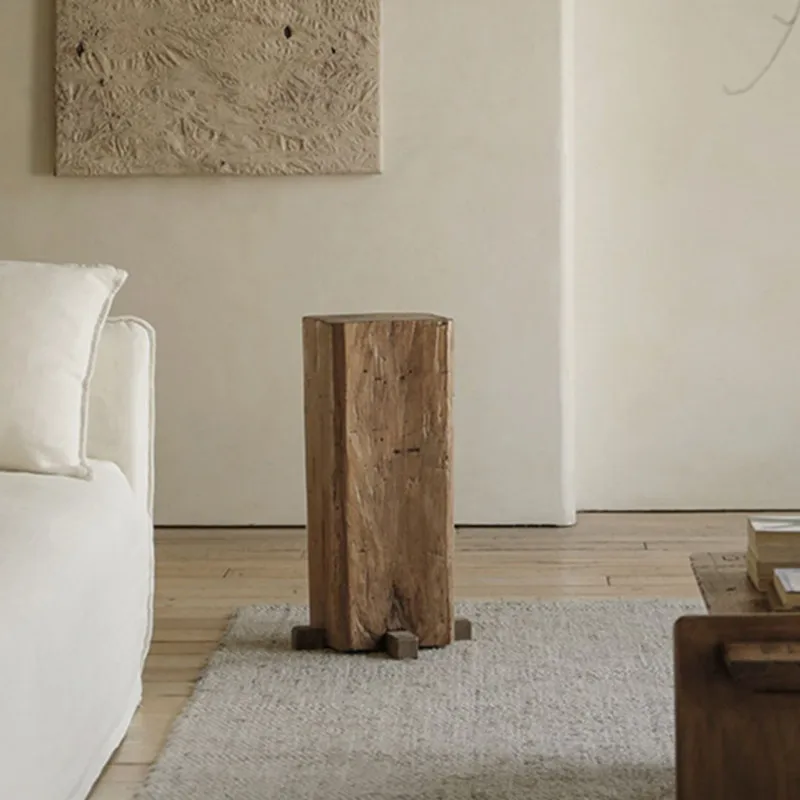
xmin=748 ymin=516 xmax=800 ymax=557
xmin=772 ymin=568 xmax=800 ymax=610
xmin=746 ymin=516 xmax=800 ymax=592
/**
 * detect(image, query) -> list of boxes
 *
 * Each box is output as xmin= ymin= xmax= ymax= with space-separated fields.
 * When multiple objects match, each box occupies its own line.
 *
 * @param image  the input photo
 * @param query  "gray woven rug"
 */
xmin=135 ymin=599 xmax=702 ymax=799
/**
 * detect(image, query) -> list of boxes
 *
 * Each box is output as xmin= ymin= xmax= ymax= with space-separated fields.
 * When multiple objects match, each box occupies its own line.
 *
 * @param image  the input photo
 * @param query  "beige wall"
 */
xmin=0 ymin=0 xmax=573 ymax=525
xmin=575 ymin=1 xmax=800 ymax=509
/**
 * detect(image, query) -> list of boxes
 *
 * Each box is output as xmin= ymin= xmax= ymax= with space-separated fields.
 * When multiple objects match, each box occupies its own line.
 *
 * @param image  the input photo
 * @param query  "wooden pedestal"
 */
xmin=294 ymin=313 xmax=469 ymax=656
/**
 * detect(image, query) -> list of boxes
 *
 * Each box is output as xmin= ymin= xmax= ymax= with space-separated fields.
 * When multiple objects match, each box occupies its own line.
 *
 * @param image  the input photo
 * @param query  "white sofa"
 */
xmin=0 ymin=317 xmax=156 ymax=800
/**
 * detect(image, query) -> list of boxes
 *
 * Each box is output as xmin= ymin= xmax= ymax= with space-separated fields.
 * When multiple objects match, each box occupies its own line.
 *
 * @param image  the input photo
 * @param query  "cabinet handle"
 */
xmin=723 ymin=641 xmax=800 ymax=692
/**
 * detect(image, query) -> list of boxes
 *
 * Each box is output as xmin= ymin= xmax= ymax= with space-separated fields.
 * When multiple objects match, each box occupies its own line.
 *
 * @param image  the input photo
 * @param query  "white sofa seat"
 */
xmin=0 ymin=460 xmax=154 ymax=800
xmin=0 ymin=316 xmax=155 ymax=800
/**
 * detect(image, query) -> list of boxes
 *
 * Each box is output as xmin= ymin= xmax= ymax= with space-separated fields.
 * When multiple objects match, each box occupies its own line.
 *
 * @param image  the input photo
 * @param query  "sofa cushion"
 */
xmin=0 ymin=260 xmax=127 ymax=478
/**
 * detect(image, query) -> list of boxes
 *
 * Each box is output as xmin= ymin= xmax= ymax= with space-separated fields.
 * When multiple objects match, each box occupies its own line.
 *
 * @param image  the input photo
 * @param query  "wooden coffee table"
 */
xmin=675 ymin=553 xmax=800 ymax=799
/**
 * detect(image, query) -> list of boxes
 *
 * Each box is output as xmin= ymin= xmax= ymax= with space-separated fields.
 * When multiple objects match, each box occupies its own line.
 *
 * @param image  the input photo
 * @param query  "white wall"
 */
xmin=575 ymin=1 xmax=800 ymax=509
xmin=0 ymin=0 xmax=574 ymax=525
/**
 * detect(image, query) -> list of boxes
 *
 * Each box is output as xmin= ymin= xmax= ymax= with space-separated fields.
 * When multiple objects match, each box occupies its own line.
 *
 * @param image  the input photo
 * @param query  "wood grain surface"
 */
xmin=302 ymin=317 xmax=344 ymax=640
xmin=675 ymin=614 xmax=800 ymax=800
xmin=690 ymin=551 xmax=770 ymax=613
xmin=302 ymin=314 xmax=454 ymax=651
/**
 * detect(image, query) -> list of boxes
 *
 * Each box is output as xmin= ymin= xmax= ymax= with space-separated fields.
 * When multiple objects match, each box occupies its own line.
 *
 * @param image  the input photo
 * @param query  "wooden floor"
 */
xmin=89 ymin=511 xmax=751 ymax=799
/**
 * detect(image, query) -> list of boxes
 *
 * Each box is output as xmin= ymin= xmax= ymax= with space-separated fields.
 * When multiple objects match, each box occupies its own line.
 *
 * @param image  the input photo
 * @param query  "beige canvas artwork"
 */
xmin=55 ymin=0 xmax=381 ymax=176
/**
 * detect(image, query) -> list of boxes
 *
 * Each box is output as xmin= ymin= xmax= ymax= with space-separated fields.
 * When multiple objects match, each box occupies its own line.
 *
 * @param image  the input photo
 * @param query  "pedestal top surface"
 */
xmin=305 ymin=313 xmax=450 ymax=325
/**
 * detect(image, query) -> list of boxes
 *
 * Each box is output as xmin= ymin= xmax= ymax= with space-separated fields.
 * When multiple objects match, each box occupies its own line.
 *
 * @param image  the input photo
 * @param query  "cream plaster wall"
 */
xmin=0 ymin=0 xmax=573 ymax=525
xmin=575 ymin=0 xmax=800 ymax=509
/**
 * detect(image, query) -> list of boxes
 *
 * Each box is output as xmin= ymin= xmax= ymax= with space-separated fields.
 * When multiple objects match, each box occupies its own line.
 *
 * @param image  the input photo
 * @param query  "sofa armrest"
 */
xmin=87 ymin=316 xmax=155 ymax=516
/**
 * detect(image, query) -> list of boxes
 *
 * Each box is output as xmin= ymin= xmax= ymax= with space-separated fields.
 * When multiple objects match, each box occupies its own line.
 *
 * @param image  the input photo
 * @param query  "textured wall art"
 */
xmin=55 ymin=0 xmax=381 ymax=176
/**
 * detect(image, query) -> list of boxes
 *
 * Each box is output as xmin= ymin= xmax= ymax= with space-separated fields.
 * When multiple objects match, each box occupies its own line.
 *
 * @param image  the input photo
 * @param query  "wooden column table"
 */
xmin=292 ymin=313 xmax=471 ymax=659
xmin=675 ymin=553 xmax=800 ymax=799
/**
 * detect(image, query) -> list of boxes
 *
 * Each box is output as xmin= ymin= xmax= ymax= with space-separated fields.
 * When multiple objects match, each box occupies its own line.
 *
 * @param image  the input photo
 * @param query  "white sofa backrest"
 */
xmin=87 ymin=316 xmax=155 ymax=516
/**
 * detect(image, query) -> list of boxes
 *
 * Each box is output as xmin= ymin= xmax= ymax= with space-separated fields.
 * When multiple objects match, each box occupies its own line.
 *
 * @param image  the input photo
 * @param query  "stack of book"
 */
xmin=747 ymin=516 xmax=800 ymax=592
xmin=769 ymin=568 xmax=800 ymax=611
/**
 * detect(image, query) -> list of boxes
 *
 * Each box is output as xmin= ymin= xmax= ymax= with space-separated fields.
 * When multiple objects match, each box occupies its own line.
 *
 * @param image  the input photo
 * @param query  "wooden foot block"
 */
xmin=291 ymin=625 xmax=327 ymax=651
xmin=454 ymin=617 xmax=472 ymax=641
xmin=385 ymin=631 xmax=419 ymax=660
